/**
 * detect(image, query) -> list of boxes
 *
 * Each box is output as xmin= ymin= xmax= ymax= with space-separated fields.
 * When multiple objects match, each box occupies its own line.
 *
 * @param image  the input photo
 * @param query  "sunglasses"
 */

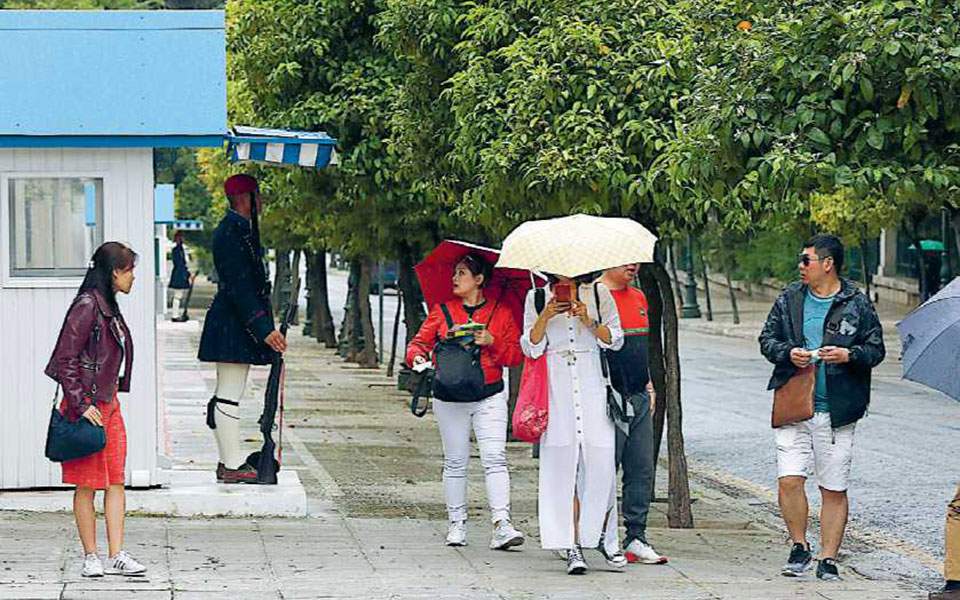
xmin=798 ymin=253 xmax=828 ymax=266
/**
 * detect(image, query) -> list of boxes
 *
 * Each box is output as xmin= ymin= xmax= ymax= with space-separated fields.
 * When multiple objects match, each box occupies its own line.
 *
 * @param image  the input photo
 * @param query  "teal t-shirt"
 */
xmin=803 ymin=289 xmax=836 ymax=413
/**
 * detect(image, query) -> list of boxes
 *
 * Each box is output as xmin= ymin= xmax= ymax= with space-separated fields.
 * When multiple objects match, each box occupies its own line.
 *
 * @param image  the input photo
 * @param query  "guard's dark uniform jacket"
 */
xmin=198 ymin=210 xmax=275 ymax=365
xmin=758 ymin=278 xmax=885 ymax=428
xmin=169 ymin=242 xmax=191 ymax=290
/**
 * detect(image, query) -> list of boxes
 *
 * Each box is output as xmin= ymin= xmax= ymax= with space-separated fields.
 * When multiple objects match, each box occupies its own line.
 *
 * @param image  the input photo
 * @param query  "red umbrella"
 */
xmin=415 ymin=240 xmax=543 ymax=328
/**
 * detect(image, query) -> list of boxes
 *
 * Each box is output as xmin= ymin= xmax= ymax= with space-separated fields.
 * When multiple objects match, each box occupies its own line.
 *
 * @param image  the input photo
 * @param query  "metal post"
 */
xmin=378 ymin=260 xmax=385 ymax=365
xmin=941 ymin=207 xmax=952 ymax=289
xmin=681 ymin=233 xmax=702 ymax=318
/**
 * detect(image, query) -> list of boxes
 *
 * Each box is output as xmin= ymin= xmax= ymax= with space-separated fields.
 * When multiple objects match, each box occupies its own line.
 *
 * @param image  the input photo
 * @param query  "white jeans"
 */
xmin=433 ymin=390 xmax=511 ymax=524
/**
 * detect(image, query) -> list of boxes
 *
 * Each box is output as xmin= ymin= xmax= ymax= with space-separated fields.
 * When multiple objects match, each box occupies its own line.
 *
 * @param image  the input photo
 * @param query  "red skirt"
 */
xmin=61 ymin=396 xmax=126 ymax=490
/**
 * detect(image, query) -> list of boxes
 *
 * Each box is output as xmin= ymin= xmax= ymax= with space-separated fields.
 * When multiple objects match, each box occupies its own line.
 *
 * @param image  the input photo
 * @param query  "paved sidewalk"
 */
xmin=0 ymin=302 xmax=926 ymax=599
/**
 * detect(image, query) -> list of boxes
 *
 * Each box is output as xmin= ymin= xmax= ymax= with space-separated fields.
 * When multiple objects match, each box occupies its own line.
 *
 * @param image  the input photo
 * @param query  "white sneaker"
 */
xmin=446 ymin=520 xmax=467 ymax=547
xmin=104 ymin=550 xmax=147 ymax=576
xmin=596 ymin=545 xmax=628 ymax=570
xmin=490 ymin=520 xmax=525 ymax=550
xmin=624 ymin=539 xmax=668 ymax=564
xmin=566 ymin=545 xmax=588 ymax=575
xmin=81 ymin=553 xmax=103 ymax=578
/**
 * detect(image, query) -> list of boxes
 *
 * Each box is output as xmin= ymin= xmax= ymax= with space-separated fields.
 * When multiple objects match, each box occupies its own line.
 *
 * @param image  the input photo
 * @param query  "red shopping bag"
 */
xmin=512 ymin=355 xmax=549 ymax=443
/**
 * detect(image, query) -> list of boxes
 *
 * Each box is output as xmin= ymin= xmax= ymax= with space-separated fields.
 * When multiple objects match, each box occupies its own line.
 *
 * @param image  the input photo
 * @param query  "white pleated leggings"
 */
xmin=432 ymin=389 xmax=511 ymax=524
xmin=213 ymin=362 xmax=249 ymax=469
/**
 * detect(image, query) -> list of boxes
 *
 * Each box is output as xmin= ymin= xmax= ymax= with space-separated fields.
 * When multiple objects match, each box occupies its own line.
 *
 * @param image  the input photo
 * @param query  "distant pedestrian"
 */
xmin=600 ymin=264 xmax=667 ymax=565
xmin=929 ymin=486 xmax=960 ymax=599
xmin=759 ymin=234 xmax=885 ymax=581
xmin=407 ymin=253 xmax=526 ymax=550
xmin=44 ymin=242 xmax=147 ymax=578
xmin=521 ymin=273 xmax=627 ymax=575
xmin=198 ymin=174 xmax=287 ymax=484
xmin=169 ymin=231 xmax=194 ymax=322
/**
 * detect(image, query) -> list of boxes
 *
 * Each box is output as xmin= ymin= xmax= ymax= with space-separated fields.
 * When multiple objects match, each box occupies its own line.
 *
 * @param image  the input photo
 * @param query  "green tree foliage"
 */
xmin=669 ymin=0 xmax=960 ymax=239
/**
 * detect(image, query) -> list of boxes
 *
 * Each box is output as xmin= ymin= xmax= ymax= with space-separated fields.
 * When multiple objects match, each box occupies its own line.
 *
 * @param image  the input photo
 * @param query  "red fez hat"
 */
xmin=224 ymin=174 xmax=258 ymax=197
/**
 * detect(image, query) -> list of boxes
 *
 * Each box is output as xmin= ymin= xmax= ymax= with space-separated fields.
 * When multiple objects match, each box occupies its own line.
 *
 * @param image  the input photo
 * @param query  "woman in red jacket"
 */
xmin=407 ymin=253 xmax=525 ymax=550
xmin=45 ymin=242 xmax=146 ymax=579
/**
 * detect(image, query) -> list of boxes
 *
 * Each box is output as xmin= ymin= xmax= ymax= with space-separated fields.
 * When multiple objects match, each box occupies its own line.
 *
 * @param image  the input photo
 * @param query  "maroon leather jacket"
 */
xmin=45 ymin=290 xmax=133 ymax=421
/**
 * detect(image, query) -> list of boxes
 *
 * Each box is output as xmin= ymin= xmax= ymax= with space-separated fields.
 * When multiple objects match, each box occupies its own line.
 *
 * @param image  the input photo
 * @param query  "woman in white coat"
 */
xmin=521 ymin=274 xmax=625 ymax=575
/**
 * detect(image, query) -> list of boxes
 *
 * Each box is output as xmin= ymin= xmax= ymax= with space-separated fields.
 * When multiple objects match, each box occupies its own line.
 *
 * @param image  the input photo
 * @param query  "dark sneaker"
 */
xmin=781 ymin=542 xmax=812 ymax=577
xmin=816 ymin=558 xmax=841 ymax=581
xmin=929 ymin=588 xmax=960 ymax=600
xmin=220 ymin=463 xmax=258 ymax=484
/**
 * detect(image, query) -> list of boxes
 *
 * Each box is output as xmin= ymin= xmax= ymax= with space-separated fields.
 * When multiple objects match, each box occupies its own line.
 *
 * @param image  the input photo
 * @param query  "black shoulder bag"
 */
xmin=45 ymin=385 xmax=106 ymax=463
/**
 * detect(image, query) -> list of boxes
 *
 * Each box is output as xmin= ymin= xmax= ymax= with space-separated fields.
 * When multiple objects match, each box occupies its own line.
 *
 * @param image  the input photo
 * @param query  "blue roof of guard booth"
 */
xmin=0 ymin=10 xmax=226 ymax=147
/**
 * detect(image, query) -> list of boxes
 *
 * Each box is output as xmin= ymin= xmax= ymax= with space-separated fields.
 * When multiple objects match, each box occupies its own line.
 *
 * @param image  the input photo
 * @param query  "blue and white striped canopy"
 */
xmin=168 ymin=220 xmax=204 ymax=231
xmin=226 ymin=126 xmax=338 ymax=169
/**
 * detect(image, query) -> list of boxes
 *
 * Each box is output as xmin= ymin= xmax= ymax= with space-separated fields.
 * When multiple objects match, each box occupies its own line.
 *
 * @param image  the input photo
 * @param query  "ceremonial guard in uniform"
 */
xmin=198 ymin=174 xmax=287 ymax=483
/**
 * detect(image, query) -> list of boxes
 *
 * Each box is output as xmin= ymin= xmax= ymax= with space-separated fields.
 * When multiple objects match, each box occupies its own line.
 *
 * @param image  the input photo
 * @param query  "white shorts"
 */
xmin=775 ymin=412 xmax=856 ymax=492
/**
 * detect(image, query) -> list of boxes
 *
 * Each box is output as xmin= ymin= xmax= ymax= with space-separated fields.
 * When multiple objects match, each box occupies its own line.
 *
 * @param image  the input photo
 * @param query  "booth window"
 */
xmin=8 ymin=178 xmax=104 ymax=278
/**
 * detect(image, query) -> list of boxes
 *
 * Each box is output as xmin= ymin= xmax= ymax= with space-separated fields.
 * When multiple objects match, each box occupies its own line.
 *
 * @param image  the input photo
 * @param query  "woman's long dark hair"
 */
xmin=78 ymin=242 xmax=139 ymax=312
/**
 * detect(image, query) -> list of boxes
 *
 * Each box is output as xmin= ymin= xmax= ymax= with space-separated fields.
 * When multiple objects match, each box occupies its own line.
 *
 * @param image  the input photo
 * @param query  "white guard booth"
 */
xmin=0 ymin=10 xmax=226 ymax=490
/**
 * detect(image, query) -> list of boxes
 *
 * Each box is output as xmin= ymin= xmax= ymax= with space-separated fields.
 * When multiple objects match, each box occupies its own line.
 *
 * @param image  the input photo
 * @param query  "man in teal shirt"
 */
xmin=759 ymin=234 xmax=885 ymax=582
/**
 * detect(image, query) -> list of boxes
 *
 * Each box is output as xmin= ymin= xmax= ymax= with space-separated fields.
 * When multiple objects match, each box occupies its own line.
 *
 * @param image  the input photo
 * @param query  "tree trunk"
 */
xmin=724 ymin=268 xmax=741 ymax=325
xmin=312 ymin=249 xmax=337 ymax=348
xmin=397 ymin=242 xmax=427 ymax=344
xmin=859 ymin=241 xmax=871 ymax=298
xmin=638 ymin=266 xmax=667 ymax=503
xmin=303 ymin=251 xmax=316 ymax=337
xmin=700 ymin=247 xmax=713 ymax=322
xmin=357 ymin=258 xmax=379 ymax=368
xmin=667 ymin=243 xmax=683 ymax=306
xmin=272 ymin=249 xmax=290 ymax=316
xmin=387 ymin=290 xmax=403 ymax=378
xmin=340 ymin=260 xmax=363 ymax=361
xmin=288 ymin=250 xmax=302 ymax=325
xmin=650 ymin=260 xmax=694 ymax=529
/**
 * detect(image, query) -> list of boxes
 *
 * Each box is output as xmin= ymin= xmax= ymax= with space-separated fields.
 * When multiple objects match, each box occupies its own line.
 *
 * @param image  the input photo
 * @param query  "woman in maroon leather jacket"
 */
xmin=45 ymin=242 xmax=147 ymax=578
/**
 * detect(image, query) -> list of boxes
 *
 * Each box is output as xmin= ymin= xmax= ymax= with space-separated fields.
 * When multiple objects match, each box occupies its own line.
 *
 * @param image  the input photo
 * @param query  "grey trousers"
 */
xmin=615 ymin=393 xmax=654 ymax=545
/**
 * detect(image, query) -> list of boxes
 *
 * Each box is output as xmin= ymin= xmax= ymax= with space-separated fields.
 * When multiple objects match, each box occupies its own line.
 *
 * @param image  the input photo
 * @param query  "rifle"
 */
xmin=247 ymin=265 xmax=300 ymax=485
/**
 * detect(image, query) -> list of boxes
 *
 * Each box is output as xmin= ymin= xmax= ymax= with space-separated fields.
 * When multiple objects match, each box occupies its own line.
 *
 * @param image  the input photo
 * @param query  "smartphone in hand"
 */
xmin=553 ymin=283 xmax=572 ymax=303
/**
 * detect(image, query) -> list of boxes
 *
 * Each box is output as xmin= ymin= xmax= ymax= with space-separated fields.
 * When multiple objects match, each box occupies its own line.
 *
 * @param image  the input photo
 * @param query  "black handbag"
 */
xmin=45 ymin=385 xmax=106 ymax=463
xmin=431 ymin=304 xmax=490 ymax=403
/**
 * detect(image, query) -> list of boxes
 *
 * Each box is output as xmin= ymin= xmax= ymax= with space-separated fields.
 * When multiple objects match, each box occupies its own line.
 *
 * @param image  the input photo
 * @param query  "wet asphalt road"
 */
xmin=678 ymin=327 xmax=958 ymax=587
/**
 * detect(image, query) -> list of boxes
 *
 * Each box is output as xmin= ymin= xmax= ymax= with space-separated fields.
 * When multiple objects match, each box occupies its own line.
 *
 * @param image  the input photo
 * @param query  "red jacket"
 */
xmin=406 ymin=299 xmax=522 ymax=384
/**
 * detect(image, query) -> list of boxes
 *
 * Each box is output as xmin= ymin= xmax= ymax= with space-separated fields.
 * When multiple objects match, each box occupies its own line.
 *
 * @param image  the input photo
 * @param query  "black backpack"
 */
xmin=431 ymin=304 xmax=493 ymax=402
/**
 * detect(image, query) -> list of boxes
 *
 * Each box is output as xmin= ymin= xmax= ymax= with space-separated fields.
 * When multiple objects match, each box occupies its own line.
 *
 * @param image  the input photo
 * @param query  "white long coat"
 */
xmin=521 ymin=283 xmax=624 ymax=552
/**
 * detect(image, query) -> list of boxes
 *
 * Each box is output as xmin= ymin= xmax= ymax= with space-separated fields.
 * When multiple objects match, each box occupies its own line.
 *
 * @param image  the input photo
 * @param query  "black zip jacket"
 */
xmin=758 ymin=278 xmax=885 ymax=428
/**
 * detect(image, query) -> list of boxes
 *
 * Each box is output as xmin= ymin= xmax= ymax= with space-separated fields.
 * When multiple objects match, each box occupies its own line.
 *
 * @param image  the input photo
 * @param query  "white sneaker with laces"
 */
xmin=566 ymin=545 xmax=588 ymax=575
xmin=446 ymin=520 xmax=467 ymax=547
xmin=81 ymin=553 xmax=103 ymax=578
xmin=490 ymin=520 xmax=525 ymax=550
xmin=624 ymin=539 xmax=668 ymax=564
xmin=104 ymin=550 xmax=147 ymax=576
